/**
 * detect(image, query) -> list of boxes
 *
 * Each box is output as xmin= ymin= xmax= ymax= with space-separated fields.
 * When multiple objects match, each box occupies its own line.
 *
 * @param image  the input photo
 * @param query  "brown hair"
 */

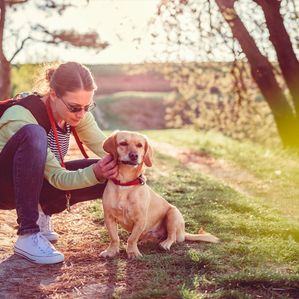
xmin=34 ymin=61 xmax=97 ymax=96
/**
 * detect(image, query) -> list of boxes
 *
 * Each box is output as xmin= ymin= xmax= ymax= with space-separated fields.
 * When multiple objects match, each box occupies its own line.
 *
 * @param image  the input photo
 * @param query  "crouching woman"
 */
xmin=0 ymin=62 xmax=117 ymax=264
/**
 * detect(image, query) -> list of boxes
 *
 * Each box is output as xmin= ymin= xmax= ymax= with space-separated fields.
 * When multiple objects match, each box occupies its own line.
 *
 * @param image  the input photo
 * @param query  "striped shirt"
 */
xmin=47 ymin=123 xmax=71 ymax=163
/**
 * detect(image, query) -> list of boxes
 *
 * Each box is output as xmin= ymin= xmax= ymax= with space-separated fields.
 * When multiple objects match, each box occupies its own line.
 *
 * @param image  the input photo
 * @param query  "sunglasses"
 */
xmin=58 ymin=96 xmax=96 ymax=113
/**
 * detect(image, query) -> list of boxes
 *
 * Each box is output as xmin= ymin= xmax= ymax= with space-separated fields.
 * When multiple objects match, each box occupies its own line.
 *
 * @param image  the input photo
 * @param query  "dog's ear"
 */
xmin=103 ymin=131 xmax=118 ymax=160
xmin=144 ymin=139 xmax=153 ymax=167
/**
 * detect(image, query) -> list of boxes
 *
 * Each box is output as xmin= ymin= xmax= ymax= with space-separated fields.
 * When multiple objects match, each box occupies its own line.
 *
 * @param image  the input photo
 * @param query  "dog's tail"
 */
xmin=185 ymin=228 xmax=219 ymax=243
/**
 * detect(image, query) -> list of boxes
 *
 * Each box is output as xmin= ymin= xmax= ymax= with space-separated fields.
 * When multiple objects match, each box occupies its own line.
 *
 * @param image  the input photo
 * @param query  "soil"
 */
xmin=0 ymin=138 xmax=259 ymax=298
xmin=150 ymin=141 xmax=262 ymax=198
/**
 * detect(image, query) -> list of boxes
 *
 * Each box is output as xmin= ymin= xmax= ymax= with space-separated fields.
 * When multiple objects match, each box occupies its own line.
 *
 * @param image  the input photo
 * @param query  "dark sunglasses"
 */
xmin=58 ymin=96 xmax=96 ymax=113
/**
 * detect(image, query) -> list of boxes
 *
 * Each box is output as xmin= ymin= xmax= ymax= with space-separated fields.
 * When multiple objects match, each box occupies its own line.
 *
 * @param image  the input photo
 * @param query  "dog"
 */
xmin=100 ymin=130 xmax=219 ymax=258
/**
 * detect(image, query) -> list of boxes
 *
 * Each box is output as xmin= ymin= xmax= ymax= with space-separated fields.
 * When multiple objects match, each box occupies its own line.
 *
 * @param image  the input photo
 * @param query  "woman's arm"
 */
xmin=0 ymin=106 xmax=111 ymax=190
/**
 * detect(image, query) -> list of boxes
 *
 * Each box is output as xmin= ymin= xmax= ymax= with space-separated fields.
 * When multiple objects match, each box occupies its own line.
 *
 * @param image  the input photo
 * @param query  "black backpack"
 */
xmin=0 ymin=93 xmax=51 ymax=133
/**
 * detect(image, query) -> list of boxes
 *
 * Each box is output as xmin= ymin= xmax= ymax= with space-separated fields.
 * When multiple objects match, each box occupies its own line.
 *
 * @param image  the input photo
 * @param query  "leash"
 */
xmin=46 ymin=100 xmax=89 ymax=211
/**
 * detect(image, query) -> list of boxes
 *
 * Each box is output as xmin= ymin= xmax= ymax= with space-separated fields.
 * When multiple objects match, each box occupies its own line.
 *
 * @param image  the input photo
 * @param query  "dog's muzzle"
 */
xmin=120 ymin=152 xmax=139 ymax=166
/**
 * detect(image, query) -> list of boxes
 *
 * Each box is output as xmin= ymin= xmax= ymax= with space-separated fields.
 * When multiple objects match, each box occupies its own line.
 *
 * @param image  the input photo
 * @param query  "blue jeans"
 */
xmin=0 ymin=124 xmax=106 ymax=235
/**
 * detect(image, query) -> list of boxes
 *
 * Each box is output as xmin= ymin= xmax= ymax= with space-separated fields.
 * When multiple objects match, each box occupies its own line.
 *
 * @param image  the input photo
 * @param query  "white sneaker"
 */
xmin=14 ymin=232 xmax=64 ymax=264
xmin=37 ymin=212 xmax=59 ymax=242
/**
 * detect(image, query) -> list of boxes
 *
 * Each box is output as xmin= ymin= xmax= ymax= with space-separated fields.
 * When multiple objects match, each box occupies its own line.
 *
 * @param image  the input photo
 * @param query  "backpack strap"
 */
xmin=17 ymin=94 xmax=51 ymax=133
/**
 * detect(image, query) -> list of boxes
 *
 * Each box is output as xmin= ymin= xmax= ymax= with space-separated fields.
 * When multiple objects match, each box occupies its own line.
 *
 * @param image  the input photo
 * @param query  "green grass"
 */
xmin=90 ymin=129 xmax=299 ymax=298
xmin=97 ymin=91 xmax=169 ymax=101
xmin=146 ymin=129 xmax=299 ymax=222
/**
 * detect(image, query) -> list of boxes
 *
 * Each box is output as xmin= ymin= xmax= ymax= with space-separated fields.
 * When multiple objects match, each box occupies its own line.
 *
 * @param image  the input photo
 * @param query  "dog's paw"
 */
xmin=99 ymin=249 xmax=119 ymax=258
xmin=159 ymin=239 xmax=174 ymax=250
xmin=126 ymin=248 xmax=143 ymax=259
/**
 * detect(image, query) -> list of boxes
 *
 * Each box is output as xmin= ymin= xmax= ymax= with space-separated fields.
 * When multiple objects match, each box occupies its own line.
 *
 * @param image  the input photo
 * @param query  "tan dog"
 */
xmin=100 ymin=130 xmax=219 ymax=258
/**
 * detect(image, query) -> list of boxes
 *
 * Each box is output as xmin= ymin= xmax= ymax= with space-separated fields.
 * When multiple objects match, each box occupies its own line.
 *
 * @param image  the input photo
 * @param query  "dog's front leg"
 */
xmin=126 ymin=219 xmax=146 ymax=259
xmin=100 ymin=214 xmax=120 ymax=258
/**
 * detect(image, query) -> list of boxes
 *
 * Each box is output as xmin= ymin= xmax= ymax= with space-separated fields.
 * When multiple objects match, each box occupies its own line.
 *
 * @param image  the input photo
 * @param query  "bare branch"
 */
xmin=35 ymin=0 xmax=74 ymax=15
xmin=33 ymin=24 xmax=109 ymax=50
xmin=9 ymin=36 xmax=31 ymax=62
xmin=4 ymin=0 xmax=29 ymax=5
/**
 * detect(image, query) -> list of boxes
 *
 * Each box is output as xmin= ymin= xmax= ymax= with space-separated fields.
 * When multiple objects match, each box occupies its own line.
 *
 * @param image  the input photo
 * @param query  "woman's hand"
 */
xmin=92 ymin=154 xmax=118 ymax=181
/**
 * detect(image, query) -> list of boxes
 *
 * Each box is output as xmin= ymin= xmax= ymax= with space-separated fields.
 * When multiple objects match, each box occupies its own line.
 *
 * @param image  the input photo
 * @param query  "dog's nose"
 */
xmin=129 ymin=152 xmax=138 ymax=161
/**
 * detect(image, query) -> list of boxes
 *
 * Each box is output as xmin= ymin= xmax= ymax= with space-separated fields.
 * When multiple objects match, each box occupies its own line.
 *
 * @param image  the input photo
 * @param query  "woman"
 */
xmin=0 ymin=61 xmax=118 ymax=264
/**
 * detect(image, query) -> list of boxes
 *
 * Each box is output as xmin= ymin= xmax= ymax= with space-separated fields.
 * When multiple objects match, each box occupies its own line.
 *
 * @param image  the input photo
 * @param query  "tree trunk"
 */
xmin=0 ymin=0 xmax=11 ymax=100
xmin=215 ymin=0 xmax=299 ymax=148
xmin=255 ymin=0 xmax=299 ymax=116
xmin=0 ymin=56 xmax=11 ymax=100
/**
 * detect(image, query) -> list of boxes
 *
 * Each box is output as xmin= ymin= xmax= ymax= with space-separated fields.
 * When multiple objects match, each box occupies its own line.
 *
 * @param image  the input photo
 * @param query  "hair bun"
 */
xmin=46 ymin=68 xmax=56 ymax=82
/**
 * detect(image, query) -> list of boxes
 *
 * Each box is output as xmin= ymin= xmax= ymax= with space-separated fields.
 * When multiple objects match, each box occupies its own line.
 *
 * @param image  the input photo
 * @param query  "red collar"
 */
xmin=111 ymin=175 xmax=146 ymax=187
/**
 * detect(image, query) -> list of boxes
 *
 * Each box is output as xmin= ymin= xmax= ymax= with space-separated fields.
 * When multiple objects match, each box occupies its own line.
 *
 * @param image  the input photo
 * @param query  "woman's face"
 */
xmin=50 ymin=89 xmax=95 ymax=126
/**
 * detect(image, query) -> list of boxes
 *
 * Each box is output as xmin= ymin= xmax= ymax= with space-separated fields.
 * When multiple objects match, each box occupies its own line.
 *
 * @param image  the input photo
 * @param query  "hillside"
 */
xmin=89 ymin=64 xmax=173 ymax=95
xmin=93 ymin=91 xmax=168 ymax=130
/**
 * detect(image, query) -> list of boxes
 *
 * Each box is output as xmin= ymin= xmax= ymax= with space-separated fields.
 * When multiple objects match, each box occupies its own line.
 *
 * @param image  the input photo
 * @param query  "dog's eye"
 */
xmin=119 ymin=141 xmax=128 ymax=146
xmin=136 ymin=143 xmax=143 ymax=148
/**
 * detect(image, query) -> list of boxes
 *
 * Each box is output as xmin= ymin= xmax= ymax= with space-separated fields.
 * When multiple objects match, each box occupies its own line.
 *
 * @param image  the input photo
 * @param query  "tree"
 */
xmin=0 ymin=0 xmax=108 ymax=100
xmin=150 ymin=0 xmax=299 ymax=148
xmin=215 ymin=0 xmax=299 ymax=148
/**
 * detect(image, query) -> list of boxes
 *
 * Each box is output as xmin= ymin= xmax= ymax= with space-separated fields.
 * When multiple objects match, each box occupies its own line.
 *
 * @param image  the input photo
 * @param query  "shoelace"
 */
xmin=31 ymin=233 xmax=55 ymax=254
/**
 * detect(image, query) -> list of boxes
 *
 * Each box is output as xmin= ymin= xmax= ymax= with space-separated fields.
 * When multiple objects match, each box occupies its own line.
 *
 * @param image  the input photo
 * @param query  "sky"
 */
xmin=6 ymin=0 xmax=162 ymax=64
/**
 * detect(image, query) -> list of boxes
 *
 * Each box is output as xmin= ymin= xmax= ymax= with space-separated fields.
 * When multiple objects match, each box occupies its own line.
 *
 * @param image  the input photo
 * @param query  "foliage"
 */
xmin=144 ymin=0 xmax=299 ymax=148
xmin=127 ymin=61 xmax=279 ymax=146
xmin=11 ymin=64 xmax=39 ymax=96
xmin=164 ymin=62 xmax=279 ymax=145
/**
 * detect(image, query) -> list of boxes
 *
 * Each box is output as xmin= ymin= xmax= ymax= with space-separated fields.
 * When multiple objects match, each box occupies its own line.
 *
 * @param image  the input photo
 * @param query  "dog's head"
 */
xmin=103 ymin=130 xmax=153 ymax=167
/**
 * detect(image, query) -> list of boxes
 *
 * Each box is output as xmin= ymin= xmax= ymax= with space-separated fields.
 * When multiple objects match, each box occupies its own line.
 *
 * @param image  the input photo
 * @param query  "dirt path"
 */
xmin=151 ymin=141 xmax=263 ymax=198
xmin=0 ymin=140 xmax=259 ymax=298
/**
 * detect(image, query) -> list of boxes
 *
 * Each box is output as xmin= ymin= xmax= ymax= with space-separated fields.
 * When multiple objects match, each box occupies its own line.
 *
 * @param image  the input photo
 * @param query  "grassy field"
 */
xmin=94 ymin=91 xmax=169 ymax=130
xmin=91 ymin=129 xmax=299 ymax=299
xmin=147 ymin=129 xmax=299 ymax=222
